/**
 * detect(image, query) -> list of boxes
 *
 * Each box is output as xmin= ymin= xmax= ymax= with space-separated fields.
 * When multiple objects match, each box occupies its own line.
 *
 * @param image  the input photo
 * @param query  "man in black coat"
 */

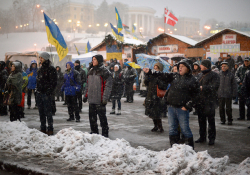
xmin=36 ymin=52 xmax=57 ymax=136
xmin=123 ymin=64 xmax=137 ymax=103
xmin=0 ymin=61 xmax=8 ymax=116
xmin=195 ymin=59 xmax=220 ymax=146
xmin=55 ymin=66 xmax=64 ymax=101
xmin=235 ymin=57 xmax=250 ymax=120
xmin=215 ymin=57 xmax=222 ymax=70
xmin=74 ymin=60 xmax=86 ymax=112
xmin=218 ymin=62 xmax=237 ymax=125
xmin=242 ymin=70 xmax=250 ymax=129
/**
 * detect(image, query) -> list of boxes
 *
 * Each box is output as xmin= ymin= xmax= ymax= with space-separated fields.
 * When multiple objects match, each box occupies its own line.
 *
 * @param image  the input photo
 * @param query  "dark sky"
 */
xmin=1 ymin=0 xmax=250 ymax=26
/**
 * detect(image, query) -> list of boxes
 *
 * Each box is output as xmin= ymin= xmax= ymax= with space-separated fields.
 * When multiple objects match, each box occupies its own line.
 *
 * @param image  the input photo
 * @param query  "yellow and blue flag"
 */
xmin=132 ymin=24 xmax=136 ymax=33
xmin=140 ymin=32 xmax=143 ymax=38
xmin=125 ymin=28 xmax=130 ymax=34
xmin=85 ymin=41 xmax=91 ymax=53
xmin=133 ymin=35 xmax=138 ymax=40
xmin=110 ymin=23 xmax=124 ymax=42
xmin=74 ymin=44 xmax=80 ymax=55
xmin=106 ymin=45 xmax=122 ymax=61
xmin=115 ymin=7 xmax=123 ymax=33
xmin=43 ymin=12 xmax=68 ymax=61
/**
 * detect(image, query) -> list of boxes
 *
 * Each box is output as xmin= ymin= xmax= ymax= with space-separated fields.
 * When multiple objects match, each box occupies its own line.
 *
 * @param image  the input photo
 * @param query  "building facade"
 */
xmin=174 ymin=17 xmax=200 ymax=37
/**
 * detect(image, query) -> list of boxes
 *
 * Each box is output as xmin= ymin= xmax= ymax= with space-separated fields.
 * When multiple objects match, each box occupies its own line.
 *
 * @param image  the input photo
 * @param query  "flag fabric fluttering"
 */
xmin=115 ymin=7 xmax=123 ymax=33
xmin=85 ymin=41 xmax=91 ymax=53
xmin=164 ymin=8 xmax=178 ymax=26
xmin=110 ymin=23 xmax=124 ymax=42
xmin=43 ymin=12 xmax=68 ymax=61
xmin=74 ymin=44 xmax=80 ymax=55
xmin=125 ymin=28 xmax=130 ymax=34
xmin=132 ymin=24 xmax=136 ymax=33
xmin=133 ymin=35 xmax=138 ymax=40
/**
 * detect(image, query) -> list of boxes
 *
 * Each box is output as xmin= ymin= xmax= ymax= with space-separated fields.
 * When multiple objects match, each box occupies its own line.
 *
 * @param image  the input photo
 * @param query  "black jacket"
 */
xmin=110 ymin=68 xmax=124 ymax=99
xmin=75 ymin=65 xmax=86 ymax=88
xmin=124 ymin=67 xmax=137 ymax=84
xmin=36 ymin=60 xmax=57 ymax=95
xmin=55 ymin=66 xmax=64 ymax=94
xmin=160 ymin=72 xmax=200 ymax=111
xmin=215 ymin=61 xmax=222 ymax=70
xmin=0 ymin=63 xmax=8 ymax=91
xmin=225 ymin=58 xmax=235 ymax=72
xmin=242 ymin=70 xmax=250 ymax=99
xmin=198 ymin=69 xmax=220 ymax=106
xmin=218 ymin=70 xmax=237 ymax=98
xmin=144 ymin=70 xmax=169 ymax=118
xmin=235 ymin=64 xmax=250 ymax=94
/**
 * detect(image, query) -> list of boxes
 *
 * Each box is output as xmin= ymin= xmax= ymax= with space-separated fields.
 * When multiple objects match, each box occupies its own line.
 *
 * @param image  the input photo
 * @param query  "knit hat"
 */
xmin=244 ymin=57 xmax=250 ymax=61
xmin=221 ymin=61 xmax=228 ymax=66
xmin=201 ymin=59 xmax=211 ymax=69
xmin=177 ymin=59 xmax=193 ymax=73
xmin=154 ymin=62 xmax=163 ymax=71
xmin=93 ymin=55 xmax=104 ymax=64
xmin=193 ymin=62 xmax=199 ymax=66
xmin=39 ymin=52 xmax=51 ymax=60
xmin=75 ymin=60 xmax=80 ymax=65
xmin=114 ymin=65 xmax=119 ymax=69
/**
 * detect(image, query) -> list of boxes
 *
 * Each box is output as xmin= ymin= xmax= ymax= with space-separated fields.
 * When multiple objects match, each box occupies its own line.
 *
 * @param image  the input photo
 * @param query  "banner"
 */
xmin=222 ymin=34 xmax=236 ymax=44
xmin=210 ymin=44 xmax=240 ymax=53
xmin=153 ymin=45 xmax=178 ymax=54
xmin=106 ymin=45 xmax=122 ymax=60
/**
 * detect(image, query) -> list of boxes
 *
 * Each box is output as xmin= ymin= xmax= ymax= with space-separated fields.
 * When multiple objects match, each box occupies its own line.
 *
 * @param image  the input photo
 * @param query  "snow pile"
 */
xmin=0 ymin=122 xmax=249 ymax=174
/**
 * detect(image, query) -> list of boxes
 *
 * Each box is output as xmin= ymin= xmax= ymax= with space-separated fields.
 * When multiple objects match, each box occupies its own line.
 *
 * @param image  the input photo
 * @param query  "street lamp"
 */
xmin=104 ymin=23 xmax=108 ymax=35
xmin=88 ymin=25 xmax=91 ymax=27
xmin=68 ymin=20 xmax=72 ymax=32
xmin=20 ymin=25 xmax=23 ymax=28
xmin=36 ymin=4 xmax=40 ymax=8
xmin=41 ymin=20 xmax=44 ymax=23
xmin=41 ymin=10 xmax=44 ymax=13
xmin=16 ymin=26 xmax=18 ymax=29
xmin=174 ymin=28 xmax=177 ymax=31
xmin=158 ymin=28 xmax=164 ymax=32
xmin=34 ymin=43 xmax=37 ymax=51
xmin=96 ymin=23 xmax=100 ymax=27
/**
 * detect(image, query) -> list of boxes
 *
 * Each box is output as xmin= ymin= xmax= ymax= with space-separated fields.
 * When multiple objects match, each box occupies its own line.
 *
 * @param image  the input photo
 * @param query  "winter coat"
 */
xmin=84 ymin=63 xmax=112 ymax=105
xmin=61 ymin=62 xmax=81 ymax=96
xmin=22 ymin=71 xmax=28 ymax=92
xmin=242 ymin=70 xmax=250 ymax=99
xmin=6 ymin=63 xmax=23 ymax=105
xmin=215 ymin=61 xmax=222 ymax=70
xmin=26 ymin=60 xmax=38 ymax=89
xmin=75 ymin=65 xmax=86 ymax=88
xmin=139 ymin=71 xmax=147 ymax=91
xmin=144 ymin=70 xmax=169 ymax=119
xmin=225 ymin=58 xmax=235 ymax=72
xmin=162 ymin=72 xmax=200 ymax=111
xmin=0 ymin=62 xmax=8 ymax=92
xmin=110 ymin=68 xmax=123 ymax=100
xmin=218 ymin=70 xmax=237 ymax=99
xmin=124 ymin=66 xmax=137 ymax=85
xmin=36 ymin=60 xmax=57 ymax=96
xmin=197 ymin=69 xmax=220 ymax=107
xmin=81 ymin=63 xmax=88 ymax=88
xmin=192 ymin=68 xmax=201 ymax=79
xmin=55 ymin=66 xmax=64 ymax=94
xmin=235 ymin=64 xmax=250 ymax=94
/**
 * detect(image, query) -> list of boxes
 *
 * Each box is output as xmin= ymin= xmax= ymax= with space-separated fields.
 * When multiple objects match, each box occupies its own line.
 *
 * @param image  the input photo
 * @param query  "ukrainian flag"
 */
xmin=74 ymin=44 xmax=80 ymax=55
xmin=110 ymin=23 xmax=124 ymax=42
xmin=133 ymin=35 xmax=138 ymax=40
xmin=132 ymin=24 xmax=136 ymax=33
xmin=115 ymin=7 xmax=123 ymax=33
xmin=125 ymin=28 xmax=130 ymax=34
xmin=43 ymin=13 xmax=68 ymax=61
xmin=85 ymin=41 xmax=91 ymax=53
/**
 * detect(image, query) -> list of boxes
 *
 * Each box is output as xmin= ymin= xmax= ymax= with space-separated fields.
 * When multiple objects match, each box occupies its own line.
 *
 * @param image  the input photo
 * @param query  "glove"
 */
xmin=101 ymin=99 xmax=107 ymax=105
xmin=83 ymin=97 xmax=88 ymax=103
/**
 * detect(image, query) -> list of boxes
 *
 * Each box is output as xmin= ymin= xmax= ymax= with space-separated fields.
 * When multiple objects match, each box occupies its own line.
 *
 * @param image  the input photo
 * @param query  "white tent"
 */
xmin=72 ymin=51 xmax=98 ymax=67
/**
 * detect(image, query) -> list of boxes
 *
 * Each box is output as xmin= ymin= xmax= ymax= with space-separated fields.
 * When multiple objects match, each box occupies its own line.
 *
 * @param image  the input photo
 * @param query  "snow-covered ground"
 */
xmin=0 ymin=121 xmax=249 ymax=174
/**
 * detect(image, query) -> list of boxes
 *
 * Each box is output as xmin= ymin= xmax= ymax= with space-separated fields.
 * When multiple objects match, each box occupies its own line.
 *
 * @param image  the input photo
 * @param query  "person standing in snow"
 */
xmin=55 ymin=66 xmax=64 ymax=101
xmin=81 ymin=63 xmax=88 ymax=94
xmin=5 ymin=62 xmax=23 ymax=122
xmin=0 ymin=61 xmax=8 ymax=116
xmin=195 ymin=59 xmax=220 ymax=146
xmin=83 ymin=55 xmax=112 ymax=138
xmin=61 ymin=62 xmax=81 ymax=122
xmin=218 ymin=62 xmax=237 ymax=125
xmin=242 ymin=70 xmax=250 ymax=129
xmin=144 ymin=59 xmax=199 ymax=149
xmin=36 ymin=52 xmax=57 ymax=136
xmin=74 ymin=60 xmax=86 ymax=112
xmin=110 ymin=64 xmax=123 ymax=115
xmin=123 ymin=63 xmax=137 ymax=103
xmin=26 ymin=60 xmax=38 ymax=109
xmin=144 ymin=63 xmax=168 ymax=133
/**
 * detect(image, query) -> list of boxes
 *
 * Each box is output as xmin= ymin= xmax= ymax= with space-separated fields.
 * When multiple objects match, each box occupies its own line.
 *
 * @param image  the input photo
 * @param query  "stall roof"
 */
xmin=195 ymin=28 xmax=250 ymax=46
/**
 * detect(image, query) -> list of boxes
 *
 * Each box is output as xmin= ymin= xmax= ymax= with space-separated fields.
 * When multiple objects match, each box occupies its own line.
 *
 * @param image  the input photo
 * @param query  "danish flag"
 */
xmin=164 ymin=8 xmax=178 ymax=26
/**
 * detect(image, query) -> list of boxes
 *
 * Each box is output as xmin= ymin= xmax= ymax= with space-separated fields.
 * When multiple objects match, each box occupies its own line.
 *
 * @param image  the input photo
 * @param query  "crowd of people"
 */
xmin=0 ymin=52 xmax=250 ymax=149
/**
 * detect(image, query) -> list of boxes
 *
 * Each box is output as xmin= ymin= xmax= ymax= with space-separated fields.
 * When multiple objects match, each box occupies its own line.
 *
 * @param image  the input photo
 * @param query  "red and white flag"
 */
xmin=164 ymin=8 xmax=178 ymax=26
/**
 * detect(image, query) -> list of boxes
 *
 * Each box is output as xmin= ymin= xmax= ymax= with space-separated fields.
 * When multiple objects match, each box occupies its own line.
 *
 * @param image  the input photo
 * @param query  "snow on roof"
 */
xmin=196 ymin=28 xmax=250 ymax=46
xmin=124 ymin=37 xmax=145 ymax=45
xmin=73 ymin=37 xmax=104 ymax=48
xmin=167 ymin=33 xmax=198 ymax=46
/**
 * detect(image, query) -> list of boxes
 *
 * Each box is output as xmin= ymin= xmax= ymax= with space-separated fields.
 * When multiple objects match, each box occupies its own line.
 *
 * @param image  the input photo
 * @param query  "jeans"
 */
xmin=36 ymin=93 xmax=53 ymax=131
xmin=197 ymin=102 xmax=216 ymax=141
xmin=219 ymin=98 xmax=233 ymax=122
xmin=168 ymin=106 xmax=193 ymax=138
xmin=112 ymin=99 xmax=121 ymax=110
xmin=66 ymin=95 xmax=80 ymax=120
xmin=76 ymin=91 xmax=82 ymax=110
xmin=89 ymin=104 xmax=109 ymax=135
xmin=27 ymin=89 xmax=37 ymax=107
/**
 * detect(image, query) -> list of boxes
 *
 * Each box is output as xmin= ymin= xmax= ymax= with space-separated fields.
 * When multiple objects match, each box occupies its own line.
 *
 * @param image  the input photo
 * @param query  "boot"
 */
xmin=47 ymin=130 xmax=53 ymax=136
xmin=185 ymin=137 xmax=194 ymax=150
xmin=67 ymin=117 xmax=75 ymax=121
xmin=151 ymin=119 xmax=158 ymax=132
xmin=157 ymin=119 xmax=164 ymax=133
xmin=116 ymin=110 xmax=121 ymax=115
xmin=178 ymin=133 xmax=185 ymax=144
xmin=110 ymin=109 xmax=115 ymax=114
xmin=169 ymin=135 xmax=180 ymax=147
xmin=40 ymin=130 xmax=47 ymax=134
xmin=195 ymin=137 xmax=206 ymax=143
